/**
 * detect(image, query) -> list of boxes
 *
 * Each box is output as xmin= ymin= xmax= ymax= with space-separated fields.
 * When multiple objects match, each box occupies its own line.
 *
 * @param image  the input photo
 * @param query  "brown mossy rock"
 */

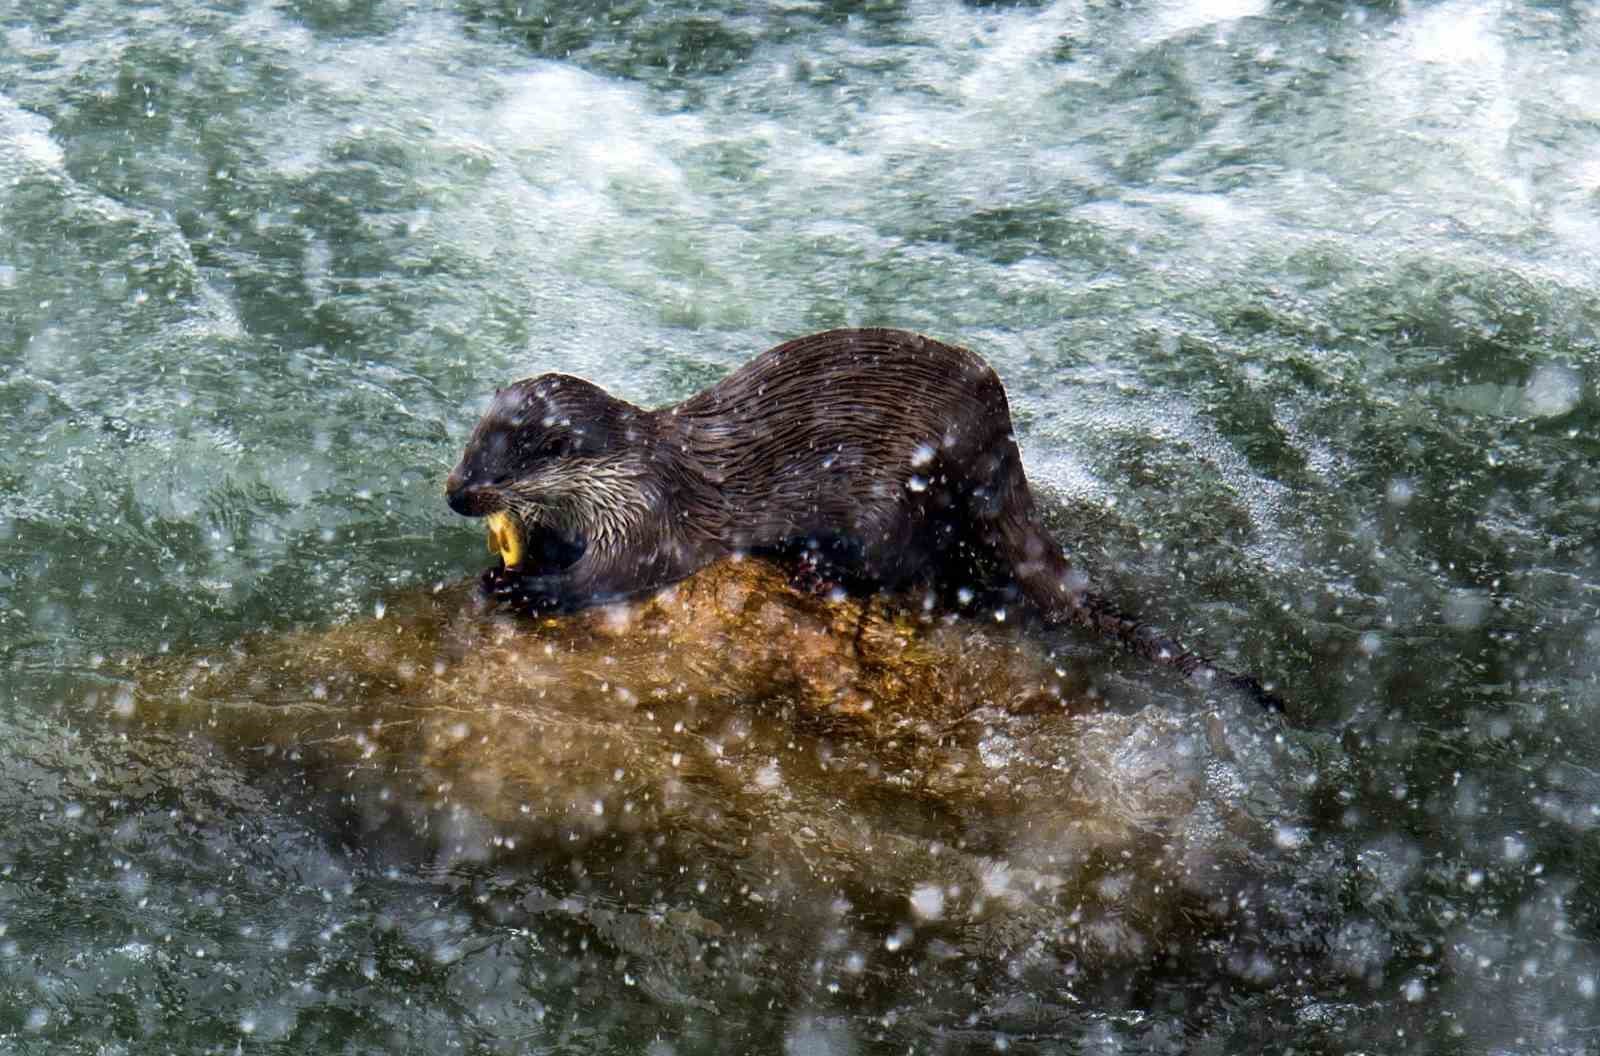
xmin=113 ymin=559 xmax=1293 ymax=984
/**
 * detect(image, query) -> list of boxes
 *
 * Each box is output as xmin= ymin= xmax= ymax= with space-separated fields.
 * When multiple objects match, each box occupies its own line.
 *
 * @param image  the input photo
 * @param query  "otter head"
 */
xmin=446 ymin=373 xmax=652 ymax=570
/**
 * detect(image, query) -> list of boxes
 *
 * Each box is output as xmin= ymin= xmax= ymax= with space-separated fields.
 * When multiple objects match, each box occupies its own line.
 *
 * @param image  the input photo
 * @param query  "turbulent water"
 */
xmin=3 ymin=0 xmax=1599 ymax=1052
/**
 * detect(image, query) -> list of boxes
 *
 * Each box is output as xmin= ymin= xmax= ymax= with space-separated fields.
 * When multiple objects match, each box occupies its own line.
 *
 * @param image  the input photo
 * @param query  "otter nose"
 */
xmin=445 ymin=473 xmax=493 ymax=517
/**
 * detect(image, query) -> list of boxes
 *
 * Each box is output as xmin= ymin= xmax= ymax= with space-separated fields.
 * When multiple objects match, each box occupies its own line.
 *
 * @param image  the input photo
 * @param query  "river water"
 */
xmin=2 ymin=0 xmax=1598 ymax=1052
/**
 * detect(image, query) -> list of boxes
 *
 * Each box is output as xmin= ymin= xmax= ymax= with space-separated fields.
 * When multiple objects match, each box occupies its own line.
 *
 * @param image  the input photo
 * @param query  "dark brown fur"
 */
xmin=447 ymin=328 xmax=1281 ymax=708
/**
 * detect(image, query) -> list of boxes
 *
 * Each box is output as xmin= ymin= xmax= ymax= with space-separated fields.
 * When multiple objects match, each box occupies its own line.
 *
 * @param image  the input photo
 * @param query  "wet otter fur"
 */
xmin=447 ymin=328 xmax=1280 ymax=708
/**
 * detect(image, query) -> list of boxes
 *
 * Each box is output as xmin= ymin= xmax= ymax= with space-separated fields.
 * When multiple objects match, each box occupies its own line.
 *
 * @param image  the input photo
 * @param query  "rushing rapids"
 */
xmin=3 ymin=0 xmax=1597 ymax=1050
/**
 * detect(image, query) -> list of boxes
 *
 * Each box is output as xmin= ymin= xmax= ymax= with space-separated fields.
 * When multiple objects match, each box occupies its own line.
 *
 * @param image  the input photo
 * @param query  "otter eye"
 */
xmin=540 ymin=437 xmax=574 ymax=459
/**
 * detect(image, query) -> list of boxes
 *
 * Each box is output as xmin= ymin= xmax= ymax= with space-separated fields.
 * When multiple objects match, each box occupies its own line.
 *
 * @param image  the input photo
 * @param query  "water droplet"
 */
xmin=1442 ymin=591 xmax=1487 ymax=630
xmin=884 ymin=924 xmax=913 ymax=951
xmin=1522 ymin=364 xmax=1581 ymax=418
xmin=909 ymin=883 xmax=945 ymax=921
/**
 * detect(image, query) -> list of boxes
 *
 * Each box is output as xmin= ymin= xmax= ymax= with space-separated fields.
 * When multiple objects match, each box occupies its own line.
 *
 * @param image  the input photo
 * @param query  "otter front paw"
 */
xmin=478 ymin=566 xmax=566 ymax=614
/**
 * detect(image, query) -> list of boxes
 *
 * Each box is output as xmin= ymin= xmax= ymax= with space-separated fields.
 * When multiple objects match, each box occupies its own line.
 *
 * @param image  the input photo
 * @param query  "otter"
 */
xmin=446 ymin=328 xmax=1281 ymax=709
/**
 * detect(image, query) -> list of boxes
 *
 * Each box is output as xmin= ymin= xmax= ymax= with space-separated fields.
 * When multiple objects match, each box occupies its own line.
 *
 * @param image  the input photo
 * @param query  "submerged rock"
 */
xmin=110 ymin=559 xmax=1310 ymax=1014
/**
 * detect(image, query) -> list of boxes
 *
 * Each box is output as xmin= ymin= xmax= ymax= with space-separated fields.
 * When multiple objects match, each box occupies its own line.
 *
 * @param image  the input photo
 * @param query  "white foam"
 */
xmin=1146 ymin=0 xmax=1270 ymax=43
xmin=1522 ymin=365 xmax=1583 ymax=419
xmin=0 ymin=96 xmax=63 ymax=172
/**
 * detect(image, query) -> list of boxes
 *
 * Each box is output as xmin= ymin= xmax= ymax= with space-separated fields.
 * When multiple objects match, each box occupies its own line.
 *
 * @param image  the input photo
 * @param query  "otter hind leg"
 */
xmin=967 ymin=443 xmax=1076 ymax=615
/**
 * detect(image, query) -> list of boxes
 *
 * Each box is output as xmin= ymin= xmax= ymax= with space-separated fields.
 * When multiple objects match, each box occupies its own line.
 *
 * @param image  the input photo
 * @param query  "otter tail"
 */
xmin=1055 ymin=588 xmax=1284 ymax=712
xmin=981 ymin=447 xmax=1283 ymax=712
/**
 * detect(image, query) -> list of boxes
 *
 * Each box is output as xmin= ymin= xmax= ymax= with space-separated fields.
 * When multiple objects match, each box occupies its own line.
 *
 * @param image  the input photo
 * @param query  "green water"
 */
xmin=3 ymin=0 xmax=1599 ymax=1052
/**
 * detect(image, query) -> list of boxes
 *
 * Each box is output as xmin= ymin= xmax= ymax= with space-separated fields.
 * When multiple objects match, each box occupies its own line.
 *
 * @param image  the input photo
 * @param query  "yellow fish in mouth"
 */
xmin=484 ymin=510 xmax=523 ymax=569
